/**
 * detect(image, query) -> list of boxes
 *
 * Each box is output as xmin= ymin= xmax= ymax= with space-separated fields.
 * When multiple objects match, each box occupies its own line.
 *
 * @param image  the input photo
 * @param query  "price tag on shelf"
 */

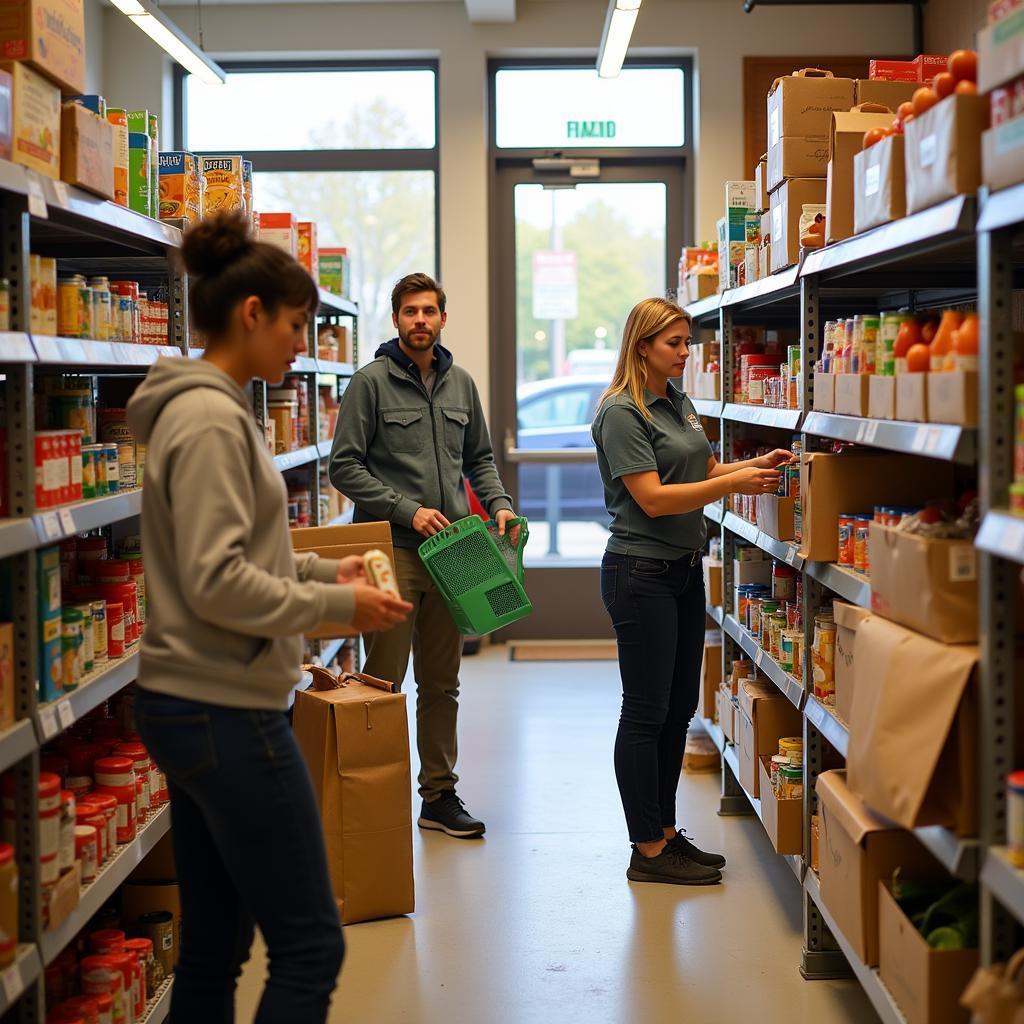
xmin=58 ymin=700 xmax=74 ymax=729
xmin=1002 ymin=520 xmax=1024 ymax=558
xmin=51 ymin=181 xmax=70 ymax=209
xmin=35 ymin=512 xmax=60 ymax=543
xmin=855 ymin=420 xmax=868 ymax=443
xmin=912 ymin=425 xmax=929 ymax=453
xmin=1 ymin=961 xmax=22 ymax=1004
xmin=58 ymin=509 xmax=75 ymax=535
xmin=865 ymin=420 xmax=880 ymax=445
xmin=807 ymin=699 xmax=826 ymax=731
xmin=925 ymin=428 xmax=944 ymax=455
xmin=785 ymin=547 xmax=800 ymax=567
xmin=755 ymin=648 xmax=766 ymax=670
xmin=26 ymin=173 xmax=47 ymax=219
xmin=39 ymin=706 xmax=58 ymax=741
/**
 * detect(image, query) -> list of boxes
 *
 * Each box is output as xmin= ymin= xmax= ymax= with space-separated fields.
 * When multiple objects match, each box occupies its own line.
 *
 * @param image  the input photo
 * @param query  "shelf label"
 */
xmin=864 ymin=420 xmax=880 ymax=445
xmin=755 ymin=648 xmax=766 ymax=670
xmin=855 ymin=420 xmax=868 ymax=443
xmin=51 ymin=181 xmax=70 ymax=209
xmin=807 ymin=699 xmax=826 ymax=730
xmin=35 ymin=512 xmax=60 ymax=543
xmin=912 ymin=425 xmax=929 ymax=453
xmin=58 ymin=509 xmax=75 ymax=535
xmin=1001 ymin=519 xmax=1024 ymax=556
xmin=39 ymin=706 xmax=58 ymax=740
xmin=26 ymin=174 xmax=47 ymax=219
xmin=925 ymin=428 xmax=944 ymax=455
xmin=1 ymin=961 xmax=22 ymax=1004
xmin=58 ymin=700 xmax=74 ymax=729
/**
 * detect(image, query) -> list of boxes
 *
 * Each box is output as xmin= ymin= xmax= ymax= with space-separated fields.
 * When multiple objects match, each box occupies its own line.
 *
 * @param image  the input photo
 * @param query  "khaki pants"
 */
xmin=363 ymin=546 xmax=462 ymax=802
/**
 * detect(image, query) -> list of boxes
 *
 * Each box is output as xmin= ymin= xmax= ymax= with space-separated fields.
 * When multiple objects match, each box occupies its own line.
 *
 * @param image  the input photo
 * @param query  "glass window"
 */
xmin=186 ymin=69 xmax=436 ymax=151
xmin=518 ymin=387 xmax=595 ymax=430
xmin=254 ymin=171 xmax=436 ymax=358
xmin=495 ymin=67 xmax=685 ymax=149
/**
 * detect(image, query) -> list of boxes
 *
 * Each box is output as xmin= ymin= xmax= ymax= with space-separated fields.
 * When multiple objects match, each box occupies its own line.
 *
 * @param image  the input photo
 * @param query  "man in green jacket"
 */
xmin=329 ymin=272 xmax=518 ymax=839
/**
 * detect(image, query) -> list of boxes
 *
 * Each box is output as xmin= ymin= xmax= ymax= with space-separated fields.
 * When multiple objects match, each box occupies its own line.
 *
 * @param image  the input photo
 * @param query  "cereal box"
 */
xmin=0 ymin=61 xmax=59 ymax=179
xmin=259 ymin=213 xmax=298 ymax=257
xmin=158 ymin=151 xmax=201 ymax=224
xmin=201 ymin=155 xmax=244 ymax=215
xmin=128 ymin=131 xmax=150 ymax=217
xmin=298 ymin=222 xmax=319 ymax=280
xmin=318 ymin=248 xmax=350 ymax=298
xmin=106 ymin=107 xmax=128 ymax=207
xmin=0 ymin=0 xmax=86 ymax=95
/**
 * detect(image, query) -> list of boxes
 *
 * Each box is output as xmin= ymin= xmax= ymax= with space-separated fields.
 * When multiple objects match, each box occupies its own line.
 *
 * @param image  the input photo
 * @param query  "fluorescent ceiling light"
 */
xmin=597 ymin=0 xmax=642 ymax=80
xmin=115 ymin=0 xmax=225 ymax=86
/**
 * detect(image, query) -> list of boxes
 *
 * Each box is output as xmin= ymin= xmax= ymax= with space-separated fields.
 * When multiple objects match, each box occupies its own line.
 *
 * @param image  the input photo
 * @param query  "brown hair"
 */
xmin=181 ymin=211 xmax=319 ymax=338
xmin=391 ymin=273 xmax=446 ymax=317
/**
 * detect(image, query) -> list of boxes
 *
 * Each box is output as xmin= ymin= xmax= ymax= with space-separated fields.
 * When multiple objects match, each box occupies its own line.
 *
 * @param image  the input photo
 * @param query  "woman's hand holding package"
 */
xmin=732 ymin=466 xmax=783 ymax=496
xmin=754 ymin=449 xmax=797 ymax=470
xmin=336 ymin=556 xmax=368 ymax=584
xmin=351 ymin=584 xmax=413 ymax=633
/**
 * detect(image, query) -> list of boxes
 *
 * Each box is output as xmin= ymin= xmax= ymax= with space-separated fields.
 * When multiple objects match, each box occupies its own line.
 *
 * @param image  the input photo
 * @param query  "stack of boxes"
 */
xmin=717 ymin=182 xmax=755 ymax=292
xmin=980 ymin=5 xmax=1024 ymax=191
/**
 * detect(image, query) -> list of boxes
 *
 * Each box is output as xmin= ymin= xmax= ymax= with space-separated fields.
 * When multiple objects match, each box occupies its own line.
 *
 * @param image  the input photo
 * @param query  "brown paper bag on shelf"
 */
xmin=292 ymin=666 xmax=415 ymax=924
xmin=961 ymin=948 xmax=1024 ymax=1024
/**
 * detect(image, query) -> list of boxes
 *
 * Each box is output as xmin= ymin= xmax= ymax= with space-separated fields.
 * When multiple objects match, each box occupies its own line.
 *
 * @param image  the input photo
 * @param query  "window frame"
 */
xmin=174 ymin=58 xmax=441 ymax=275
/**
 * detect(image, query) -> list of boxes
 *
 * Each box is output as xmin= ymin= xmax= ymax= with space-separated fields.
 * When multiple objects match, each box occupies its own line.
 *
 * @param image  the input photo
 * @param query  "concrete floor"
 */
xmin=237 ymin=646 xmax=878 ymax=1024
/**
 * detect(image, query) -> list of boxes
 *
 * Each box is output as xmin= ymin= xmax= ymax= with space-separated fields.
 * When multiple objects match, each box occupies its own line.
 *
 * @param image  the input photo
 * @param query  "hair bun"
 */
xmin=181 ymin=211 xmax=252 ymax=277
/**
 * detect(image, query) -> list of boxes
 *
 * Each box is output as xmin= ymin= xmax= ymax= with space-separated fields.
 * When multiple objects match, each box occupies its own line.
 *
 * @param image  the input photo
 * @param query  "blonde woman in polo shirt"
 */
xmin=592 ymin=297 xmax=793 ymax=886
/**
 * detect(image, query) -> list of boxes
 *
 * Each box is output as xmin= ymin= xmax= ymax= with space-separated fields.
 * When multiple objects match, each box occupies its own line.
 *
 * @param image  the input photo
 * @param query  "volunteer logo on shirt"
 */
xmin=687 ymin=413 xmax=704 ymax=432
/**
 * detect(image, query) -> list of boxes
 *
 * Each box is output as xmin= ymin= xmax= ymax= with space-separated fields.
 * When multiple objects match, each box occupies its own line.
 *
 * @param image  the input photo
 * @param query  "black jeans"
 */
xmin=601 ymin=552 xmax=706 ymax=844
xmin=134 ymin=689 xmax=345 ymax=1024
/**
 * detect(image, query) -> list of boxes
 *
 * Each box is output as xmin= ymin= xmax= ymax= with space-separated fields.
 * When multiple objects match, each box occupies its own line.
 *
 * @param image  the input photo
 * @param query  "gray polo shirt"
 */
xmin=592 ymin=388 xmax=713 ymax=560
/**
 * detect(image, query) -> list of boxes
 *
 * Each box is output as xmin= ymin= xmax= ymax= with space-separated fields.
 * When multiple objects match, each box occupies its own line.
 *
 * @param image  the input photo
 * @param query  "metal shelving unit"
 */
xmin=976 ymin=510 xmax=1024 ymax=564
xmin=722 ymin=404 xmax=802 ymax=430
xmin=31 ymin=337 xmax=181 ymax=368
xmin=703 ymin=501 xmax=724 ymax=524
xmin=802 ymin=412 xmax=976 ymax=464
xmin=691 ymin=398 xmax=723 ymax=419
xmin=722 ymin=511 xmax=804 ymax=568
xmin=137 ymin=976 xmax=174 ymax=1023
xmin=722 ymin=614 xmax=804 ymax=712
xmin=981 ymin=848 xmax=1024 ymax=927
xmin=803 ymin=561 xmax=871 ymax=609
xmin=0 ymin=945 xmax=42 ymax=1016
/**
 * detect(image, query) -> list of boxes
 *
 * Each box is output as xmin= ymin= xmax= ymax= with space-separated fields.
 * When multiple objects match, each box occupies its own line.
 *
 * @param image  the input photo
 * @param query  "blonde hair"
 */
xmin=599 ymin=298 xmax=692 ymax=421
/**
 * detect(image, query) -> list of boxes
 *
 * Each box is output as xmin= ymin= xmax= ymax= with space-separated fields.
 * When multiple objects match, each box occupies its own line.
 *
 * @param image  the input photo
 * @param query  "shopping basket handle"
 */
xmin=489 ymin=516 xmax=530 ymax=580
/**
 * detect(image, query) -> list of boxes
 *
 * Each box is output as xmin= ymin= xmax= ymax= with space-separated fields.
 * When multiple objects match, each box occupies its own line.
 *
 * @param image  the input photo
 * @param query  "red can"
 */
xmin=114 ymin=742 xmax=151 ymax=825
xmin=94 ymin=560 xmax=129 ymax=583
xmin=66 ymin=741 xmax=110 ymax=793
xmin=124 ymin=937 xmax=153 ymax=1006
xmin=77 ymin=805 xmax=108 ymax=865
xmin=80 ymin=955 xmax=126 ymax=1022
xmin=93 ymin=756 xmax=136 ymax=844
xmin=50 ymin=995 xmax=100 ymax=1023
xmin=89 ymin=928 xmax=126 ymax=955
xmin=66 ymin=430 xmax=84 ymax=505
xmin=108 ymin=950 xmax=143 ymax=1021
xmin=99 ymin=584 xmax=137 ymax=645
xmin=837 ymin=515 xmax=856 ymax=567
xmin=74 ymin=824 xmax=98 ymax=883
xmin=106 ymin=602 xmax=125 ymax=658
xmin=80 ymin=793 xmax=117 ymax=857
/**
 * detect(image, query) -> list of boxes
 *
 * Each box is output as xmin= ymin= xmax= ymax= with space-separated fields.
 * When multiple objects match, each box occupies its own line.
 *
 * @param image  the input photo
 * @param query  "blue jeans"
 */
xmin=134 ymin=689 xmax=345 ymax=1024
xmin=601 ymin=552 xmax=706 ymax=844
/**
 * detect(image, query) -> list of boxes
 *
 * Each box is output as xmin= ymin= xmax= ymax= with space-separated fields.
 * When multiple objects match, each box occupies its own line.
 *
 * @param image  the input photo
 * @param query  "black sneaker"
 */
xmin=669 ymin=831 xmax=727 ymax=870
xmin=418 ymin=791 xmax=486 ymax=839
xmin=626 ymin=844 xmax=722 ymax=886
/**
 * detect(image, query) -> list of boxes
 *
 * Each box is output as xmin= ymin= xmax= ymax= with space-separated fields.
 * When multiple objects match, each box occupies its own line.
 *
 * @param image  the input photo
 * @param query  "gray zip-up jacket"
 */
xmin=329 ymin=339 xmax=513 ymax=549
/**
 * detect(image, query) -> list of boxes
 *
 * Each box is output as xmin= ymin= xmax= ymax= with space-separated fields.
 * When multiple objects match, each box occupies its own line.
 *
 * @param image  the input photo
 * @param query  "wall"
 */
xmin=98 ymin=0 xmax=913 ymax=400
xmin=84 ymin=0 xmax=106 ymax=95
xmin=924 ymin=0 xmax=988 ymax=54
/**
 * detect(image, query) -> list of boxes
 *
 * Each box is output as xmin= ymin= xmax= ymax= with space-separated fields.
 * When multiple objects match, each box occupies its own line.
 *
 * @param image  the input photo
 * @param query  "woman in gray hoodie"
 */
xmin=126 ymin=212 xmax=411 ymax=1023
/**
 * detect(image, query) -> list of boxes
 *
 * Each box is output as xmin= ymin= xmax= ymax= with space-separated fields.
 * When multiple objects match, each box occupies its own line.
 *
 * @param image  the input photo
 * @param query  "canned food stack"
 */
xmin=769 ymin=737 xmax=804 ymax=800
xmin=56 ymin=276 xmax=170 ymax=346
xmin=731 ymin=327 xmax=802 ymax=410
xmin=733 ymin=549 xmax=804 ymax=681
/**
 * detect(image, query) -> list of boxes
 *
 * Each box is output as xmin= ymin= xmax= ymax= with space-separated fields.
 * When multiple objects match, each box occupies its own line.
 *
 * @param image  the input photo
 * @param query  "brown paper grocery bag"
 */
xmin=293 ymin=666 xmax=415 ymax=924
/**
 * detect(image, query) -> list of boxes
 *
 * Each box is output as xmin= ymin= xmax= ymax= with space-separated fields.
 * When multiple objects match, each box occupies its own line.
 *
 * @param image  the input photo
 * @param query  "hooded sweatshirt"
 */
xmin=126 ymin=358 xmax=355 ymax=711
xmin=329 ymin=339 xmax=513 ymax=549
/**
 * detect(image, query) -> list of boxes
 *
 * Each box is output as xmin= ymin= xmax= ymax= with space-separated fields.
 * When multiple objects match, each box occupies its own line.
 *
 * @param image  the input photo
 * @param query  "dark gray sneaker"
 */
xmin=669 ymin=831 xmax=727 ymax=870
xmin=418 ymin=791 xmax=486 ymax=839
xmin=626 ymin=844 xmax=723 ymax=886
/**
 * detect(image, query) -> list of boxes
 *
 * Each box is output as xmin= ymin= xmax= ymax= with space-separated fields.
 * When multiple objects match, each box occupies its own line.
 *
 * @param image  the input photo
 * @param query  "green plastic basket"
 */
xmin=417 ymin=515 xmax=532 ymax=636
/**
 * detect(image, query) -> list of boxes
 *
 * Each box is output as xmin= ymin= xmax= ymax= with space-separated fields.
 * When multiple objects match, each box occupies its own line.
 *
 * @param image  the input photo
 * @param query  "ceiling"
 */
xmin=157 ymin=0 xmax=519 ymax=20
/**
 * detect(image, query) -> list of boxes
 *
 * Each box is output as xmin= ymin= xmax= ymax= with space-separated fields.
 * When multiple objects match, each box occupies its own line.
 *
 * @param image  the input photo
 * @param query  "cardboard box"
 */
xmin=758 ymin=757 xmax=803 ymax=855
xmin=756 ymin=494 xmax=795 ymax=542
xmin=702 ymin=631 xmax=723 ymax=719
xmin=982 ymin=113 xmax=1024 ymax=191
xmin=847 ymin=614 xmax=978 ymax=835
xmin=905 ymin=94 xmax=990 ymax=215
xmin=856 ymin=79 xmax=918 ymax=109
xmin=896 ymin=372 xmax=929 ymax=422
xmin=869 ymin=375 xmax=896 ymax=419
xmin=870 ymin=59 xmax=919 ymax=82
xmin=770 ymin=178 xmax=827 ymax=272
xmin=834 ymin=373 xmax=870 ymax=416
xmin=767 ymin=135 xmax=829 ymax=192
xmin=738 ymin=679 xmax=802 ymax=799
xmin=319 ymin=247 xmax=350 ymax=297
xmin=259 ymin=212 xmax=298 ymax=258
xmin=719 ymin=688 xmax=737 ymax=743
xmin=927 ymin=370 xmax=978 ymax=426
xmin=813 ymin=371 xmax=836 ymax=412
xmin=879 ymin=882 xmax=977 ymax=1024
xmin=798 ymin=451 xmax=954 ymax=562
xmin=158 ymin=151 xmax=202 ymax=224
xmin=291 ymin=522 xmax=396 ymax=638
xmin=59 ymin=101 xmax=113 ymax=200
xmin=298 ymin=221 xmax=319 ymax=281
xmin=684 ymin=273 xmax=718 ymax=304
xmin=201 ymin=155 xmax=244 ymax=215
xmin=834 ymin=601 xmax=871 ymax=723
xmin=979 ymin=6 xmax=1024 ymax=93
xmin=915 ymin=54 xmax=949 ymax=84
xmin=816 ymin=769 xmax=945 ymax=966
xmin=854 ymin=134 xmax=907 ymax=234
xmin=0 ymin=69 xmax=11 ymax=161
xmin=293 ymin=668 xmax=414 ymax=924
xmin=829 ymin=105 xmax=900 ymax=242
xmin=734 ymin=556 xmax=771 ymax=587
xmin=45 ymin=860 xmax=81 ymax=932
xmin=703 ymin=556 xmax=723 ymax=607
xmin=768 ymin=69 xmax=856 ymax=147
xmin=0 ymin=0 xmax=86 ymax=95
xmin=868 ymin=523 xmax=979 ymax=643
xmin=755 ymin=154 xmax=769 ymax=212
xmin=0 ymin=61 xmax=59 ymax=179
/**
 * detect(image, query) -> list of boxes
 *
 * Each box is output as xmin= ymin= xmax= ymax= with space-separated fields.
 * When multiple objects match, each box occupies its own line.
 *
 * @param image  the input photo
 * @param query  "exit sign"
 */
xmin=566 ymin=120 xmax=617 ymax=140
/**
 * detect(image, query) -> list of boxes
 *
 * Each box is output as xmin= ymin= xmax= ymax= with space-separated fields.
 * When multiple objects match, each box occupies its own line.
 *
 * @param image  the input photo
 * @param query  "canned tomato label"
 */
xmin=837 ymin=515 xmax=856 ymax=567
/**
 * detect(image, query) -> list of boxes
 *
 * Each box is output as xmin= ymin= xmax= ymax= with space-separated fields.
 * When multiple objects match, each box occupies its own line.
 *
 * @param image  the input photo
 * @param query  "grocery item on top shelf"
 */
xmin=242 ymin=159 xmax=254 ymax=228
xmin=106 ymin=107 xmax=129 ymax=208
xmin=677 ymin=243 xmax=718 ymax=303
xmin=770 ymin=178 xmax=826 ymax=272
xmin=201 ymin=155 xmax=245 ymax=215
xmin=0 ymin=0 xmax=87 ymax=97
xmin=298 ymin=222 xmax=319 ymax=281
xmin=853 ymin=130 xmax=907 ymax=233
xmin=127 ymin=110 xmax=159 ymax=221
xmin=127 ymin=131 xmax=151 ymax=217
xmin=768 ymin=135 xmax=830 ymax=192
xmin=767 ymin=68 xmax=856 ymax=174
xmin=755 ymin=154 xmax=769 ymax=213
xmin=980 ymin=9 xmax=1024 ymax=190
xmin=855 ymin=78 xmax=919 ymax=109
xmin=870 ymin=59 xmax=919 ymax=83
xmin=318 ymin=248 xmax=351 ymax=299
xmin=59 ymin=101 xmax=114 ymax=200
xmin=718 ymin=182 xmax=755 ymax=291
xmin=158 ymin=151 xmax=203 ymax=224
xmin=259 ymin=213 xmax=299 ymax=258
xmin=0 ymin=60 xmax=60 ymax=180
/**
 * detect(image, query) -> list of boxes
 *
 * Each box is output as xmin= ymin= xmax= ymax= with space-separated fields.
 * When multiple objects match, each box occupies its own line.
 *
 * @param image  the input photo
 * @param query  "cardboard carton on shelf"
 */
xmin=770 ymin=177 xmax=827 ymax=273
xmin=755 ymin=494 xmax=795 ymax=542
xmin=914 ymin=54 xmax=949 ymax=83
xmin=798 ymin=450 xmax=954 ymax=562
xmin=868 ymin=523 xmax=979 ymax=644
xmin=738 ymin=679 xmax=802 ymax=799
xmin=767 ymin=135 xmax=829 ymax=192
xmin=702 ymin=556 xmax=723 ymax=607
xmin=0 ymin=69 xmax=10 ymax=161
xmin=122 ymin=879 xmax=182 ymax=961
xmin=978 ymin=5 xmax=1024 ymax=93
xmin=758 ymin=757 xmax=803 ymax=855
xmin=905 ymin=94 xmax=990 ymax=216
xmin=718 ymin=686 xmax=736 ymax=744
xmin=259 ymin=212 xmax=299 ymax=258
xmin=982 ymin=111 xmax=1024 ymax=192
xmin=828 ymin=104 xmax=899 ymax=243
xmin=0 ymin=0 xmax=86 ymax=95
xmin=45 ymin=860 xmax=81 ymax=932
xmin=869 ymin=59 xmax=919 ymax=82
xmin=684 ymin=273 xmax=719 ymax=304
xmin=293 ymin=667 xmax=414 ymax=924
xmin=869 ymin=375 xmax=897 ymax=419
xmin=755 ymin=154 xmax=769 ymax=212
xmin=834 ymin=600 xmax=871 ymax=724
xmin=879 ymin=882 xmax=978 ymax=1024
xmin=927 ymin=370 xmax=978 ymax=427
xmin=816 ymin=769 xmax=946 ymax=967
xmin=896 ymin=371 xmax=929 ymax=422
xmin=291 ymin=522 xmax=396 ymax=638
xmin=834 ymin=373 xmax=870 ymax=417
xmin=734 ymin=556 xmax=772 ymax=587
xmin=768 ymin=69 xmax=856 ymax=147
xmin=0 ymin=60 xmax=60 ymax=180
xmin=701 ymin=631 xmax=723 ymax=719
xmin=60 ymin=101 xmax=114 ymax=199
xmin=847 ymin=614 xmax=978 ymax=836
xmin=855 ymin=78 xmax=919 ymax=109
xmin=854 ymin=133 xmax=907 ymax=234
xmin=813 ymin=371 xmax=836 ymax=412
